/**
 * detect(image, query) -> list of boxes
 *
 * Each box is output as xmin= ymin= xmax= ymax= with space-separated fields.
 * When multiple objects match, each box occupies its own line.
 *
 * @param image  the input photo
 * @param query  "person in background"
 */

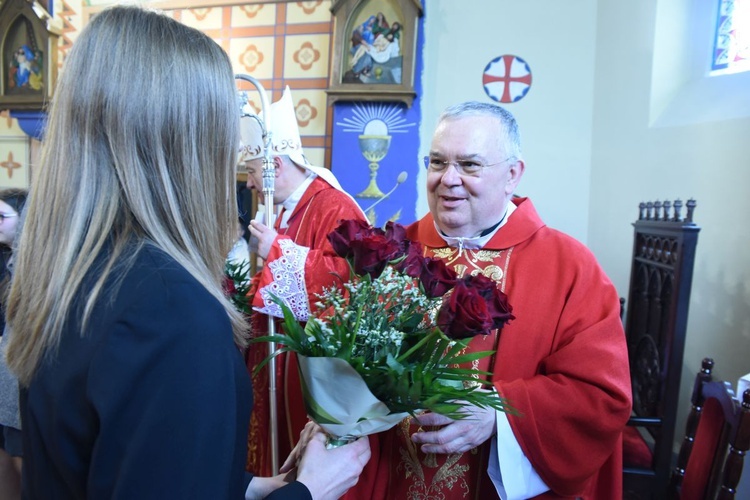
xmin=227 ymin=217 xmax=251 ymax=270
xmin=239 ymin=87 xmax=368 ymax=476
xmin=0 ymin=188 xmax=27 ymax=500
xmin=0 ymin=189 xmax=25 ymax=332
xmin=5 ymin=7 xmax=368 ymax=499
xmin=343 ymin=101 xmax=632 ymax=499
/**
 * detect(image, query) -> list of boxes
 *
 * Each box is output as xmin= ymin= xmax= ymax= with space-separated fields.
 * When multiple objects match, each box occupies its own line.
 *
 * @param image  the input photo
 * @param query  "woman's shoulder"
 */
xmin=92 ymin=244 xmax=228 ymax=335
xmin=128 ymin=245 xmax=220 ymax=305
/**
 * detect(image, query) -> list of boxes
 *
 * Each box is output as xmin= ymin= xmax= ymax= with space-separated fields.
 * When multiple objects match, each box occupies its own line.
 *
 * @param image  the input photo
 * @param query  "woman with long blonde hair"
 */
xmin=5 ymin=6 xmax=369 ymax=499
xmin=6 ymin=5 xmax=248 ymax=497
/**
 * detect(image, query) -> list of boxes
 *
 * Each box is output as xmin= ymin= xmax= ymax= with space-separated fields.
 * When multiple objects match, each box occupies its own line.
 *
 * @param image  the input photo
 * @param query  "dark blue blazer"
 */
xmin=20 ymin=244 xmax=309 ymax=499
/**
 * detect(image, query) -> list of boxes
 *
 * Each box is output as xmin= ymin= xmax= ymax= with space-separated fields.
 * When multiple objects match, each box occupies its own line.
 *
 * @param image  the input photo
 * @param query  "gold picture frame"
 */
xmin=328 ymin=0 xmax=422 ymax=107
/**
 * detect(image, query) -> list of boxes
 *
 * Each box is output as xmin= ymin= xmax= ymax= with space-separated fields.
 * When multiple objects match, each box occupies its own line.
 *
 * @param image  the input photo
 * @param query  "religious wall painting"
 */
xmin=328 ymin=0 xmax=422 ymax=106
xmin=7 ymin=43 xmax=44 ymax=94
xmin=334 ymin=102 xmax=415 ymax=224
xmin=0 ymin=0 xmax=59 ymax=110
xmin=482 ymin=54 xmax=533 ymax=104
xmin=344 ymin=5 xmax=404 ymax=85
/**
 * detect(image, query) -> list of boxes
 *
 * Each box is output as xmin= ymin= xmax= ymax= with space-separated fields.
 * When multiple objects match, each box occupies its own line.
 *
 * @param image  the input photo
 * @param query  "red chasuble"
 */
xmin=244 ymin=176 xmax=366 ymax=476
xmin=344 ymin=197 xmax=632 ymax=500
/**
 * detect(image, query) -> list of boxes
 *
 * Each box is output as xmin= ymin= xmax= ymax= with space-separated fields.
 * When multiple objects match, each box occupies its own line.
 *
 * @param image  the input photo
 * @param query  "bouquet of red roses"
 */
xmin=254 ymin=219 xmax=516 ymax=444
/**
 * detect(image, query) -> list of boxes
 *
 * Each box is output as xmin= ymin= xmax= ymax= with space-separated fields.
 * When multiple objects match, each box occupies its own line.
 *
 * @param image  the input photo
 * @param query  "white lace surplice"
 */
xmin=255 ymin=238 xmax=311 ymax=321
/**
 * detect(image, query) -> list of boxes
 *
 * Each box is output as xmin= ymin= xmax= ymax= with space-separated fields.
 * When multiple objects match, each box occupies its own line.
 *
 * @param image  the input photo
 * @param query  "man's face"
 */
xmin=426 ymin=115 xmax=523 ymax=237
xmin=245 ymin=158 xmax=266 ymax=203
xmin=245 ymin=157 xmax=296 ymax=205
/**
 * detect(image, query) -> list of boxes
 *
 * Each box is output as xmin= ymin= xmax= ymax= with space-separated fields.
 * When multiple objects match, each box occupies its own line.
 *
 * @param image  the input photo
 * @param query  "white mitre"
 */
xmin=267 ymin=86 xmax=344 ymax=191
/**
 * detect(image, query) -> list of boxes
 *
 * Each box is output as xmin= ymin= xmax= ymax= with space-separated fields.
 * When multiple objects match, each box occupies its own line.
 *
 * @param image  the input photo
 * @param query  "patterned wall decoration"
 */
xmin=167 ymin=1 xmax=334 ymax=169
xmin=56 ymin=0 xmax=81 ymax=66
xmin=76 ymin=1 xmax=334 ymax=169
xmin=0 ymin=110 xmax=31 ymax=188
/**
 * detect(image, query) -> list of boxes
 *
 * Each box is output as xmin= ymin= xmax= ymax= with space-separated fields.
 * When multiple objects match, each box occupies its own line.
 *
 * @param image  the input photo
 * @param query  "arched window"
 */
xmin=713 ymin=0 xmax=750 ymax=73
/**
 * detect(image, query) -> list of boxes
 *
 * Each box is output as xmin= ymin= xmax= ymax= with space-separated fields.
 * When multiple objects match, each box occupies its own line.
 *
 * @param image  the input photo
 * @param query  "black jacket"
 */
xmin=20 ymin=244 xmax=309 ymax=499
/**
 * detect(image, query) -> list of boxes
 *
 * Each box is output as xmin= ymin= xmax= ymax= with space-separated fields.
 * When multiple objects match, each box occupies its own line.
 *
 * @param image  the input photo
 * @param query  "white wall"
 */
xmin=590 ymin=0 xmax=750 ymax=489
xmin=589 ymin=0 xmax=750 ymax=456
xmin=418 ymin=0 xmax=598 ymax=245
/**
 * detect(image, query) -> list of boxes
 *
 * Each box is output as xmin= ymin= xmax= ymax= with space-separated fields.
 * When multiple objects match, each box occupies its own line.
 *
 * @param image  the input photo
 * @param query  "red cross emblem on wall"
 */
xmin=482 ymin=55 xmax=533 ymax=104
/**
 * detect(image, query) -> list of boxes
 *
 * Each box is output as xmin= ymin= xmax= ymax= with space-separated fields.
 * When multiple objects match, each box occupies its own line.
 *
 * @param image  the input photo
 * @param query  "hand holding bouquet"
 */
xmin=253 ymin=219 xmax=517 ymax=445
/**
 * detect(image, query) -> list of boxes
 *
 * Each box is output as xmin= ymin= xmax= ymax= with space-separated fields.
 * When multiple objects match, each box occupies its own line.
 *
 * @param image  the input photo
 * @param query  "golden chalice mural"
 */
xmin=357 ymin=128 xmax=390 ymax=198
xmin=337 ymin=103 xmax=415 ymax=222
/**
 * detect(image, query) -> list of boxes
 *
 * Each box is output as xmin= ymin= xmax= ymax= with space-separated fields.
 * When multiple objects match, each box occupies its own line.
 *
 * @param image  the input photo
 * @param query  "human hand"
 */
xmin=410 ymin=404 xmax=497 ymax=454
xmin=295 ymin=432 xmax=371 ymax=500
xmin=248 ymin=220 xmax=278 ymax=260
xmin=244 ymin=473 xmax=288 ymax=500
xmin=280 ymin=420 xmax=320 ymax=474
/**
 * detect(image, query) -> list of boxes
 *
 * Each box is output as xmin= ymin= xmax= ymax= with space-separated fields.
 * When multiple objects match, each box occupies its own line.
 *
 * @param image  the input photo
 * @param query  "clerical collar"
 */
xmin=278 ymin=173 xmax=317 ymax=229
xmin=436 ymin=202 xmax=517 ymax=253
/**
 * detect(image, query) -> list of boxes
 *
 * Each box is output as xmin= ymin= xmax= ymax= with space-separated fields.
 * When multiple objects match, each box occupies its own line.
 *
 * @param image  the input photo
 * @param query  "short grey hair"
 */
xmin=438 ymin=101 xmax=523 ymax=161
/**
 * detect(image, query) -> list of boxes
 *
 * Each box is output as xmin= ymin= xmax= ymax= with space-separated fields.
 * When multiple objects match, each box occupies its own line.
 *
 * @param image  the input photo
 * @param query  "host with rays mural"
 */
xmin=332 ymin=102 xmax=418 ymax=226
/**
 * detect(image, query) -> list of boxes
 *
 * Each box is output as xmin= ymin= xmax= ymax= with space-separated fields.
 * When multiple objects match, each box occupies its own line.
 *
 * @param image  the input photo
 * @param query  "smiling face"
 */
xmin=426 ymin=115 xmax=524 ymax=237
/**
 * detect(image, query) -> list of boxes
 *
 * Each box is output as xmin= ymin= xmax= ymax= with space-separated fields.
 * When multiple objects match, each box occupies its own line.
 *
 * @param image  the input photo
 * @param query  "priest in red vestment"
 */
xmin=342 ymin=102 xmax=632 ymax=499
xmin=240 ymin=87 xmax=367 ymax=477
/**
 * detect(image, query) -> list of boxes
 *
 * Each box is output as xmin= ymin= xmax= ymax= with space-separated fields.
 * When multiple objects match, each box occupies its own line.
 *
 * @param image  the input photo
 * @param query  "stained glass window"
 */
xmin=713 ymin=0 xmax=750 ymax=71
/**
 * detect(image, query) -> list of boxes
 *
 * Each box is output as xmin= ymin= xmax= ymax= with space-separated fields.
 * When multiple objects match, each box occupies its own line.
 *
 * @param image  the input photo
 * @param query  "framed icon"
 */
xmin=328 ymin=0 xmax=422 ymax=107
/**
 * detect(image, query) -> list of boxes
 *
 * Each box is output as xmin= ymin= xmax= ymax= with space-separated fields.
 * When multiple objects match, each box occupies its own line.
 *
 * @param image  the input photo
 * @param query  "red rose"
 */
xmin=419 ymin=257 xmax=457 ymax=298
xmin=223 ymin=275 xmax=237 ymax=295
xmin=350 ymin=233 xmax=402 ymax=279
xmin=437 ymin=274 xmax=514 ymax=338
xmin=393 ymin=240 xmax=424 ymax=278
xmin=484 ymin=286 xmax=514 ymax=331
xmin=384 ymin=221 xmax=408 ymax=251
xmin=328 ymin=219 xmax=372 ymax=259
xmin=328 ymin=219 xmax=410 ymax=279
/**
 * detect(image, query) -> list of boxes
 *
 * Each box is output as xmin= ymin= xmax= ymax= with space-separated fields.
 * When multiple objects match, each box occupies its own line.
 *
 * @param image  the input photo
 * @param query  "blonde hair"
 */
xmin=7 ymin=6 xmax=247 ymax=384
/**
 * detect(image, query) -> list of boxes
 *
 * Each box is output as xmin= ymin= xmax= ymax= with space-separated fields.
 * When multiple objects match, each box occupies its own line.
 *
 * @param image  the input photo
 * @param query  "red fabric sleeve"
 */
xmin=251 ymin=187 xmax=365 ymax=315
xmin=495 ymin=232 xmax=632 ymax=497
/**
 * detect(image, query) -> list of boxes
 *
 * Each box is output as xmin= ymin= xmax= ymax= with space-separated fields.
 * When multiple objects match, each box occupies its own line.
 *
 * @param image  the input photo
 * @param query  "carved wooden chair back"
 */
xmin=669 ymin=358 xmax=750 ymax=500
xmin=622 ymin=199 xmax=701 ymax=498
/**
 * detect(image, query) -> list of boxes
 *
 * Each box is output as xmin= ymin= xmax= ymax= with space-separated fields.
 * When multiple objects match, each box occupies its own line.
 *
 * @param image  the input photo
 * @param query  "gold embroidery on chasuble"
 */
xmin=396 ymin=418 xmax=472 ymax=499
xmin=390 ymin=245 xmax=513 ymax=497
xmin=428 ymin=248 xmax=504 ymax=282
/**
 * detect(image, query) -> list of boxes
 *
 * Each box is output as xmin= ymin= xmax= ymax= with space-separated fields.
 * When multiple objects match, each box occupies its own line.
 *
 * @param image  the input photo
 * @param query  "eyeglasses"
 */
xmin=423 ymin=156 xmax=515 ymax=177
xmin=0 ymin=213 xmax=18 ymax=223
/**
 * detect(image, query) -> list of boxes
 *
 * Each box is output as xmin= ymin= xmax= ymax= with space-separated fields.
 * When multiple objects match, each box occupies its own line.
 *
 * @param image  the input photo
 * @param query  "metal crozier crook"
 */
xmin=234 ymin=73 xmax=280 ymax=475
